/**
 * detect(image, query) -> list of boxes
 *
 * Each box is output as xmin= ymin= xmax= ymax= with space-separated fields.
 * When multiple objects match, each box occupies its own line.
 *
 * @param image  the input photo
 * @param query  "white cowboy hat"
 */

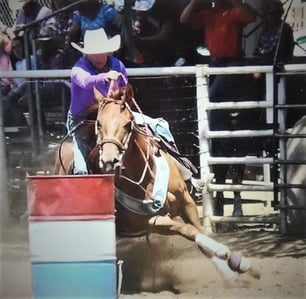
xmin=71 ymin=28 xmax=121 ymax=55
xmin=132 ymin=0 xmax=156 ymax=11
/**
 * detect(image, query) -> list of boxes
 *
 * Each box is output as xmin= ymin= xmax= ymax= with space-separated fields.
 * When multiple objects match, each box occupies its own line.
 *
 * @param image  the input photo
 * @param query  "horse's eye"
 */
xmin=124 ymin=121 xmax=132 ymax=132
xmin=96 ymin=120 xmax=102 ymax=132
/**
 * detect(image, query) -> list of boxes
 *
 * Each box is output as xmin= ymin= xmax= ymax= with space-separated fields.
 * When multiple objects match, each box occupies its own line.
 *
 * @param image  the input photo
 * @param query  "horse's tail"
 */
xmin=53 ymin=145 xmax=62 ymax=175
xmin=53 ymin=141 xmax=74 ymax=175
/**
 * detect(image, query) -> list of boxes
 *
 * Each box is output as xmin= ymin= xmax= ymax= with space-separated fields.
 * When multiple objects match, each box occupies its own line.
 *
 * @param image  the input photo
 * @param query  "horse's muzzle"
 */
xmin=99 ymin=142 xmax=122 ymax=173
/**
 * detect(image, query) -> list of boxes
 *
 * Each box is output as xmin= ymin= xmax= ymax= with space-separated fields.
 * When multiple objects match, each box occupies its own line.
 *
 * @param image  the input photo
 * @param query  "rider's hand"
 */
xmin=104 ymin=70 xmax=121 ymax=82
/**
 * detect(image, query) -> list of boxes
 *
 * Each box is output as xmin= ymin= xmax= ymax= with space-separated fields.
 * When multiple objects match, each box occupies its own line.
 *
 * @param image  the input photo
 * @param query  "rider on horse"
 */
xmin=68 ymin=28 xmax=204 ymax=196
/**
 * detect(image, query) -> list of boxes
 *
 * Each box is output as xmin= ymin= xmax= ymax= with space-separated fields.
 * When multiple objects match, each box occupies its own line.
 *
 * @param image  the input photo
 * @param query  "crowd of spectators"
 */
xmin=0 ymin=0 xmax=295 ymax=129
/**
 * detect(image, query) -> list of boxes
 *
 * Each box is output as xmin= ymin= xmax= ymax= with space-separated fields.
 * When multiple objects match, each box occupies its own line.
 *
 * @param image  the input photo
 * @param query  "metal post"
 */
xmin=23 ymin=30 xmax=38 ymax=154
xmin=278 ymin=77 xmax=287 ymax=234
xmin=272 ymin=68 xmax=285 ymax=232
xmin=196 ymin=65 xmax=214 ymax=233
xmin=0 ymin=80 xmax=9 ymax=226
xmin=265 ymin=72 xmax=274 ymax=124
xmin=31 ymin=31 xmax=45 ymax=152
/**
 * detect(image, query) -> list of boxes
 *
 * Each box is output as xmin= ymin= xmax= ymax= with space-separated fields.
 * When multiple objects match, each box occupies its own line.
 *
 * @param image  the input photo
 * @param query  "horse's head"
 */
xmin=93 ymin=83 xmax=135 ymax=173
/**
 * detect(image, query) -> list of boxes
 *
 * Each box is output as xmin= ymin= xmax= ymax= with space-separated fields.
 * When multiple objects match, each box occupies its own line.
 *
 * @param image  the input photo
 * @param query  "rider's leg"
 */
xmin=173 ymin=158 xmax=209 ymax=202
xmin=72 ymin=134 xmax=88 ymax=175
xmin=67 ymin=112 xmax=88 ymax=175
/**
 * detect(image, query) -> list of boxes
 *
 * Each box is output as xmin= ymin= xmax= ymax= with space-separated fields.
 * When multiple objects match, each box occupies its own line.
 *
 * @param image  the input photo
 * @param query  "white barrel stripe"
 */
xmin=29 ymin=220 xmax=116 ymax=262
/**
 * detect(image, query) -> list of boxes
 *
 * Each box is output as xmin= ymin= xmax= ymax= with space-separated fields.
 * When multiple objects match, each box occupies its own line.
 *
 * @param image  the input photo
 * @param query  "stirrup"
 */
xmin=189 ymin=177 xmax=204 ymax=202
xmin=189 ymin=173 xmax=214 ymax=202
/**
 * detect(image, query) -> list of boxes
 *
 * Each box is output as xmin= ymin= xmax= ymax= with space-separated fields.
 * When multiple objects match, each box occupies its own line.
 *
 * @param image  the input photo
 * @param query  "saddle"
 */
xmin=154 ymin=134 xmax=198 ymax=176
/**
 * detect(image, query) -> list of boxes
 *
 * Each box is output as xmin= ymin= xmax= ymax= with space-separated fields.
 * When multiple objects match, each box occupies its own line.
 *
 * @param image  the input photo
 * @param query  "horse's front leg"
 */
xmin=148 ymin=215 xmax=229 ymax=259
xmin=148 ymin=215 xmax=260 ymax=282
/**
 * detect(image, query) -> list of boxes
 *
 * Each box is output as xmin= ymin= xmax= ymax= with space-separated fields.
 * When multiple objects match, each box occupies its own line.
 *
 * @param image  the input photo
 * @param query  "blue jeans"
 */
xmin=67 ymin=112 xmax=88 ymax=174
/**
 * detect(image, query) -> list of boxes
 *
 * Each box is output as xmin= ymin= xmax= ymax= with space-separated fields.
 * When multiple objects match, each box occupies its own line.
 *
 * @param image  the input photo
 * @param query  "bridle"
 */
xmin=95 ymin=93 xmax=135 ymax=169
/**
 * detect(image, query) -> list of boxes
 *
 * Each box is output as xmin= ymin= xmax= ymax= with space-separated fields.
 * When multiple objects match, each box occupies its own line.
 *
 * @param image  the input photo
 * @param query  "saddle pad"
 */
xmin=115 ymin=154 xmax=169 ymax=215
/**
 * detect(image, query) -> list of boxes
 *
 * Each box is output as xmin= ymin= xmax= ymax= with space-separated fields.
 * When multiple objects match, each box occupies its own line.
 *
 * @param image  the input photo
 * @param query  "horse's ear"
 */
xmin=93 ymin=86 xmax=104 ymax=103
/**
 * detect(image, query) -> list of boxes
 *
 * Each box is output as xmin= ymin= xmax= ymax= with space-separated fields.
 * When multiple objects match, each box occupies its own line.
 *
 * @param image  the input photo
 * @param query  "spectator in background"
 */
xmin=42 ymin=0 xmax=75 ymax=47
xmin=41 ymin=0 xmax=79 ymax=67
xmin=11 ymin=36 xmax=35 ymax=85
xmin=132 ymin=0 xmax=202 ymax=66
xmin=181 ymin=0 xmax=256 ymax=98
xmin=253 ymin=0 xmax=294 ymax=67
xmin=181 ymin=0 xmax=257 ymax=216
xmin=36 ymin=32 xmax=62 ymax=70
xmin=66 ymin=0 xmax=123 ymax=48
xmin=0 ymin=33 xmax=16 ymax=96
xmin=35 ymin=29 xmax=66 ymax=129
xmin=1 ymin=34 xmax=28 ymax=126
xmin=0 ymin=20 xmax=15 ymax=53
xmin=252 ymin=0 xmax=294 ymax=141
xmin=13 ymin=0 xmax=52 ymax=32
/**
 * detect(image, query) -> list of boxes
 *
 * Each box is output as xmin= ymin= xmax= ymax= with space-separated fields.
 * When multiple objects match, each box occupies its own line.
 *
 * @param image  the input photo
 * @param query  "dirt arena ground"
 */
xmin=1 ymin=220 xmax=306 ymax=299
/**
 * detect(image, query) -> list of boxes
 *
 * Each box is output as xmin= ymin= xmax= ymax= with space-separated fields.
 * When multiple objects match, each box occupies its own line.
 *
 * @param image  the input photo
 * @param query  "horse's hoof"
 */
xmin=228 ymin=252 xmax=252 ymax=273
xmin=228 ymin=252 xmax=243 ymax=272
xmin=228 ymin=252 xmax=261 ymax=279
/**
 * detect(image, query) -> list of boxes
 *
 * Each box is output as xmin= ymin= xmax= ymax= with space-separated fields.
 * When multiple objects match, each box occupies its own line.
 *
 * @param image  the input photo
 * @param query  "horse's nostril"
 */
xmin=104 ymin=165 xmax=112 ymax=173
xmin=104 ymin=161 xmax=117 ymax=173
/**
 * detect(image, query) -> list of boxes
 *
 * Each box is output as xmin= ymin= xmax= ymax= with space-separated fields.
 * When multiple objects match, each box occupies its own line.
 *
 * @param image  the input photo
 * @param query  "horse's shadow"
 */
xmin=216 ymin=231 xmax=306 ymax=259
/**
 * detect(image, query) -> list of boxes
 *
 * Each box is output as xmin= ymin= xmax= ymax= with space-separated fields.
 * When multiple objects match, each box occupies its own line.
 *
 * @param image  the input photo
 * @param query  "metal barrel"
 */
xmin=27 ymin=174 xmax=117 ymax=298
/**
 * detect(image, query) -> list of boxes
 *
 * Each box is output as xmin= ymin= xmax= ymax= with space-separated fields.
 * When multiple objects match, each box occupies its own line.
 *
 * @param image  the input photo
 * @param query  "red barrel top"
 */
xmin=27 ymin=175 xmax=115 ymax=221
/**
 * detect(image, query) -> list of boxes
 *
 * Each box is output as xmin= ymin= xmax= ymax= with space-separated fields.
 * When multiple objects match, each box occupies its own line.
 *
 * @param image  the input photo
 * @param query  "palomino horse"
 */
xmin=55 ymin=82 xmax=260 ymax=283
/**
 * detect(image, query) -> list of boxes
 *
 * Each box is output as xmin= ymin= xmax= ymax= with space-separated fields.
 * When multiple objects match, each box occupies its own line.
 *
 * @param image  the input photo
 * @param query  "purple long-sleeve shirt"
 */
xmin=69 ymin=56 xmax=128 ymax=117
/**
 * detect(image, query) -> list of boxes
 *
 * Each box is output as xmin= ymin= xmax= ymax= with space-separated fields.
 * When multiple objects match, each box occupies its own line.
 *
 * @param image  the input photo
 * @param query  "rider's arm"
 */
xmin=180 ymin=0 xmax=212 ymax=24
xmin=228 ymin=0 xmax=256 ymax=23
xmin=71 ymin=66 xmax=108 ymax=90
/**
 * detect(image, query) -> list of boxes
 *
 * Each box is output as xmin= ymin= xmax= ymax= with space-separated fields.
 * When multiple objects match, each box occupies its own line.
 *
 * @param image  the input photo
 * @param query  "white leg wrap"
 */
xmin=210 ymin=256 xmax=237 ymax=282
xmin=195 ymin=233 xmax=230 ymax=259
xmin=239 ymin=256 xmax=252 ymax=273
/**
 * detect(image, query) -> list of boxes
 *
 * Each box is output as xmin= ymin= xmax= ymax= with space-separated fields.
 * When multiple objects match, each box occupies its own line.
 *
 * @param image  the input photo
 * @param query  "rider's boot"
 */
xmin=188 ymin=173 xmax=214 ymax=202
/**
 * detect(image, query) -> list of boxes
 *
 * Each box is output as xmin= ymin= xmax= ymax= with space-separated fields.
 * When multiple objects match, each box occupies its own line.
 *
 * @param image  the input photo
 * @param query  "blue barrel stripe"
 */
xmin=32 ymin=260 xmax=117 ymax=299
